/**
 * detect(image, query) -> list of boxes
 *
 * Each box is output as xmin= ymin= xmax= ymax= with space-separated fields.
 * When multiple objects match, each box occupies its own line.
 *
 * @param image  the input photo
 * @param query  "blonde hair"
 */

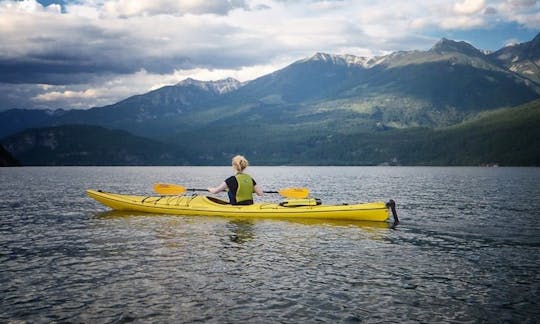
xmin=232 ymin=155 xmax=249 ymax=172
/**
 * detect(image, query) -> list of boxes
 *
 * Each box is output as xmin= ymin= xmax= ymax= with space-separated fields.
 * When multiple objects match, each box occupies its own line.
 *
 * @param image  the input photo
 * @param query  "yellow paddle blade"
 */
xmin=153 ymin=183 xmax=186 ymax=195
xmin=278 ymin=187 xmax=310 ymax=199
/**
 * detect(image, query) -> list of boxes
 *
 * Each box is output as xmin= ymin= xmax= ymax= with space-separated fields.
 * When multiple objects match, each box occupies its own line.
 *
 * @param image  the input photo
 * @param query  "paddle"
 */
xmin=153 ymin=183 xmax=310 ymax=198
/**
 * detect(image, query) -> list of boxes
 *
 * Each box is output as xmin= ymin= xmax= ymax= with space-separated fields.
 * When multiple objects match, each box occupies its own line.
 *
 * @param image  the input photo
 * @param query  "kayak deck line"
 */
xmin=86 ymin=189 xmax=399 ymax=222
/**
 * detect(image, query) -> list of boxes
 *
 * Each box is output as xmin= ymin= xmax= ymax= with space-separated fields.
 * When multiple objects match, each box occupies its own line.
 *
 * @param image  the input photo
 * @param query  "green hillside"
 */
xmin=172 ymin=99 xmax=540 ymax=166
xmin=1 ymin=125 xmax=188 ymax=166
xmin=2 ymin=99 xmax=538 ymax=166
xmin=0 ymin=144 xmax=20 ymax=167
xmin=295 ymin=99 xmax=540 ymax=166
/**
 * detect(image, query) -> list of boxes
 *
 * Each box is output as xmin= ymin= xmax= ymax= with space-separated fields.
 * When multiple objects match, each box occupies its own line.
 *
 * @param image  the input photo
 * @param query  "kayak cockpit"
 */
xmin=205 ymin=196 xmax=230 ymax=205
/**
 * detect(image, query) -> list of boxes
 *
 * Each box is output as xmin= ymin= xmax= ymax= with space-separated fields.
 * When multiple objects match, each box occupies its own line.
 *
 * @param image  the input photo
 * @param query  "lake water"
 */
xmin=1 ymin=166 xmax=539 ymax=323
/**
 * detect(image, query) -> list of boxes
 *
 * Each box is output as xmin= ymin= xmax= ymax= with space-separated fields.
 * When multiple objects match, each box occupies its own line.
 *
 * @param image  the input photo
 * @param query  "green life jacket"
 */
xmin=235 ymin=173 xmax=254 ymax=203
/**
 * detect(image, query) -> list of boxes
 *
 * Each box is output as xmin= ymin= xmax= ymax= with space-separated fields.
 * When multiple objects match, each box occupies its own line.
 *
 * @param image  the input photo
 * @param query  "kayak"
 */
xmin=86 ymin=189 xmax=398 ymax=222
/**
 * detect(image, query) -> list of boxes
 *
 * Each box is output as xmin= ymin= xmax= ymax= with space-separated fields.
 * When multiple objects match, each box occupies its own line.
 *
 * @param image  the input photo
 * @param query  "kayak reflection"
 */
xmin=92 ymin=210 xmax=394 ymax=230
xmin=227 ymin=219 xmax=255 ymax=244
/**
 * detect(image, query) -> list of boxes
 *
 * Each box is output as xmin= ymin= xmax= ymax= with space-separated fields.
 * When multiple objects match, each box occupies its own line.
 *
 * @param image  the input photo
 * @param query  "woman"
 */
xmin=208 ymin=155 xmax=263 ymax=205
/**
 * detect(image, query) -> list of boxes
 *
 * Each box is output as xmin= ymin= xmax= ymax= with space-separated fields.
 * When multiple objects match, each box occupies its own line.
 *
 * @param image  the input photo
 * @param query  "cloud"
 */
xmin=0 ymin=0 xmax=61 ymax=13
xmin=440 ymin=15 xmax=486 ymax=29
xmin=34 ymin=88 xmax=99 ymax=102
xmin=454 ymin=0 xmax=486 ymax=15
xmin=484 ymin=6 xmax=498 ymax=14
xmin=505 ymin=0 xmax=538 ymax=8
xmin=102 ymin=0 xmax=249 ymax=18
xmin=26 ymin=69 xmax=186 ymax=109
xmin=499 ymin=0 xmax=540 ymax=28
xmin=0 ymin=0 xmax=538 ymax=111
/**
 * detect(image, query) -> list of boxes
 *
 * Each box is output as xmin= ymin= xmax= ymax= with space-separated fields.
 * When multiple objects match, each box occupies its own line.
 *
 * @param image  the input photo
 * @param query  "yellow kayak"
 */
xmin=86 ymin=189 xmax=397 ymax=222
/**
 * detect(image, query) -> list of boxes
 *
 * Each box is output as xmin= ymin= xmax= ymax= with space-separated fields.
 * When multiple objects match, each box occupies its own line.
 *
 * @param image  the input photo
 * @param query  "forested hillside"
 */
xmin=3 ymin=99 xmax=538 ymax=166
xmin=0 ymin=144 xmax=19 ymax=167
xmin=1 ymin=125 xmax=188 ymax=166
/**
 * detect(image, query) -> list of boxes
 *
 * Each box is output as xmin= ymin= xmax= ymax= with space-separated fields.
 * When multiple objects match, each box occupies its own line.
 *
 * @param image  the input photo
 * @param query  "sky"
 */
xmin=0 ymin=0 xmax=539 ymax=111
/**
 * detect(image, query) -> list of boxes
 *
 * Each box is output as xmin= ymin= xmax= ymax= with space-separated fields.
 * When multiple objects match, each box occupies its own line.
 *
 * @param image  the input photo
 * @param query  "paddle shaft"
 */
xmin=184 ymin=188 xmax=279 ymax=194
xmin=154 ymin=183 xmax=309 ymax=198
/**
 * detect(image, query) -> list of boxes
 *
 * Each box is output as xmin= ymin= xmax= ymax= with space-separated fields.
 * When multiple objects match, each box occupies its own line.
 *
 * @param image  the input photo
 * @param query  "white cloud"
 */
xmin=0 ymin=0 xmax=61 ymax=13
xmin=498 ymin=0 xmax=540 ymax=28
xmin=102 ymin=0 xmax=248 ymax=17
xmin=30 ymin=70 xmax=174 ymax=108
xmin=34 ymin=88 xmax=100 ymax=102
xmin=440 ymin=15 xmax=486 ymax=29
xmin=454 ymin=0 xmax=486 ymax=15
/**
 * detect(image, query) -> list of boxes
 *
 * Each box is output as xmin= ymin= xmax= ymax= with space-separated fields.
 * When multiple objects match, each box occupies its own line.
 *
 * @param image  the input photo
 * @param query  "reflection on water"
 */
xmin=227 ymin=220 xmax=255 ymax=244
xmin=93 ymin=210 xmax=393 ymax=229
xmin=1 ymin=166 xmax=539 ymax=323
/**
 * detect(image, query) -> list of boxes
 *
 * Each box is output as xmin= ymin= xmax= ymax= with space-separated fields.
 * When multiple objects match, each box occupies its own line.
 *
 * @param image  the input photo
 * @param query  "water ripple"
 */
xmin=0 ymin=166 xmax=539 ymax=323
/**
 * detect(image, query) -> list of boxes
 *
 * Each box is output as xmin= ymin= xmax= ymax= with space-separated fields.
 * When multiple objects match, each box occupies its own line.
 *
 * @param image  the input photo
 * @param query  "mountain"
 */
xmin=164 ymin=35 xmax=540 ymax=135
xmin=0 ymin=144 xmax=20 ymax=166
xmin=430 ymin=38 xmax=486 ymax=57
xmin=0 ymin=125 xmax=189 ymax=166
xmin=52 ymin=78 xmax=243 ymax=137
xmin=164 ymin=35 xmax=540 ymax=151
xmin=229 ymin=52 xmax=371 ymax=104
xmin=490 ymin=33 xmax=540 ymax=83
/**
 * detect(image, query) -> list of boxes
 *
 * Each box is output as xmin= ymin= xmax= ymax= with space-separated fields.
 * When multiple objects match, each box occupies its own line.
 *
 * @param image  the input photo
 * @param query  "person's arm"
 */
xmin=254 ymin=184 xmax=263 ymax=196
xmin=208 ymin=182 xmax=228 ymax=194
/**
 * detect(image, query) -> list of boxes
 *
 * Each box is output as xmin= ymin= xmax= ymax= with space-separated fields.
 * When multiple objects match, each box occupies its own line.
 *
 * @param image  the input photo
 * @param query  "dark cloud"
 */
xmin=0 ymin=53 xmax=134 ymax=85
xmin=508 ymin=0 xmax=539 ymax=8
xmin=484 ymin=7 xmax=498 ymax=15
xmin=0 ymin=2 xmax=273 ymax=86
xmin=0 ymin=83 xmax=41 ymax=110
xmin=0 ymin=39 xmax=271 ymax=86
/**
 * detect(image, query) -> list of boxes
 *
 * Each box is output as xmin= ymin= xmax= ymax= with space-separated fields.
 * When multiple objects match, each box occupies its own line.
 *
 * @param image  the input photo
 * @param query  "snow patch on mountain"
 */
xmin=176 ymin=77 xmax=243 ymax=94
xmin=304 ymin=52 xmax=386 ymax=69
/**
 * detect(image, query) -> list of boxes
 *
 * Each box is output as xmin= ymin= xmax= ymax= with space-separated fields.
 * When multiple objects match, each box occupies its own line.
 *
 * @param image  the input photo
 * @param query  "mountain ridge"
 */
xmin=430 ymin=37 xmax=486 ymax=57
